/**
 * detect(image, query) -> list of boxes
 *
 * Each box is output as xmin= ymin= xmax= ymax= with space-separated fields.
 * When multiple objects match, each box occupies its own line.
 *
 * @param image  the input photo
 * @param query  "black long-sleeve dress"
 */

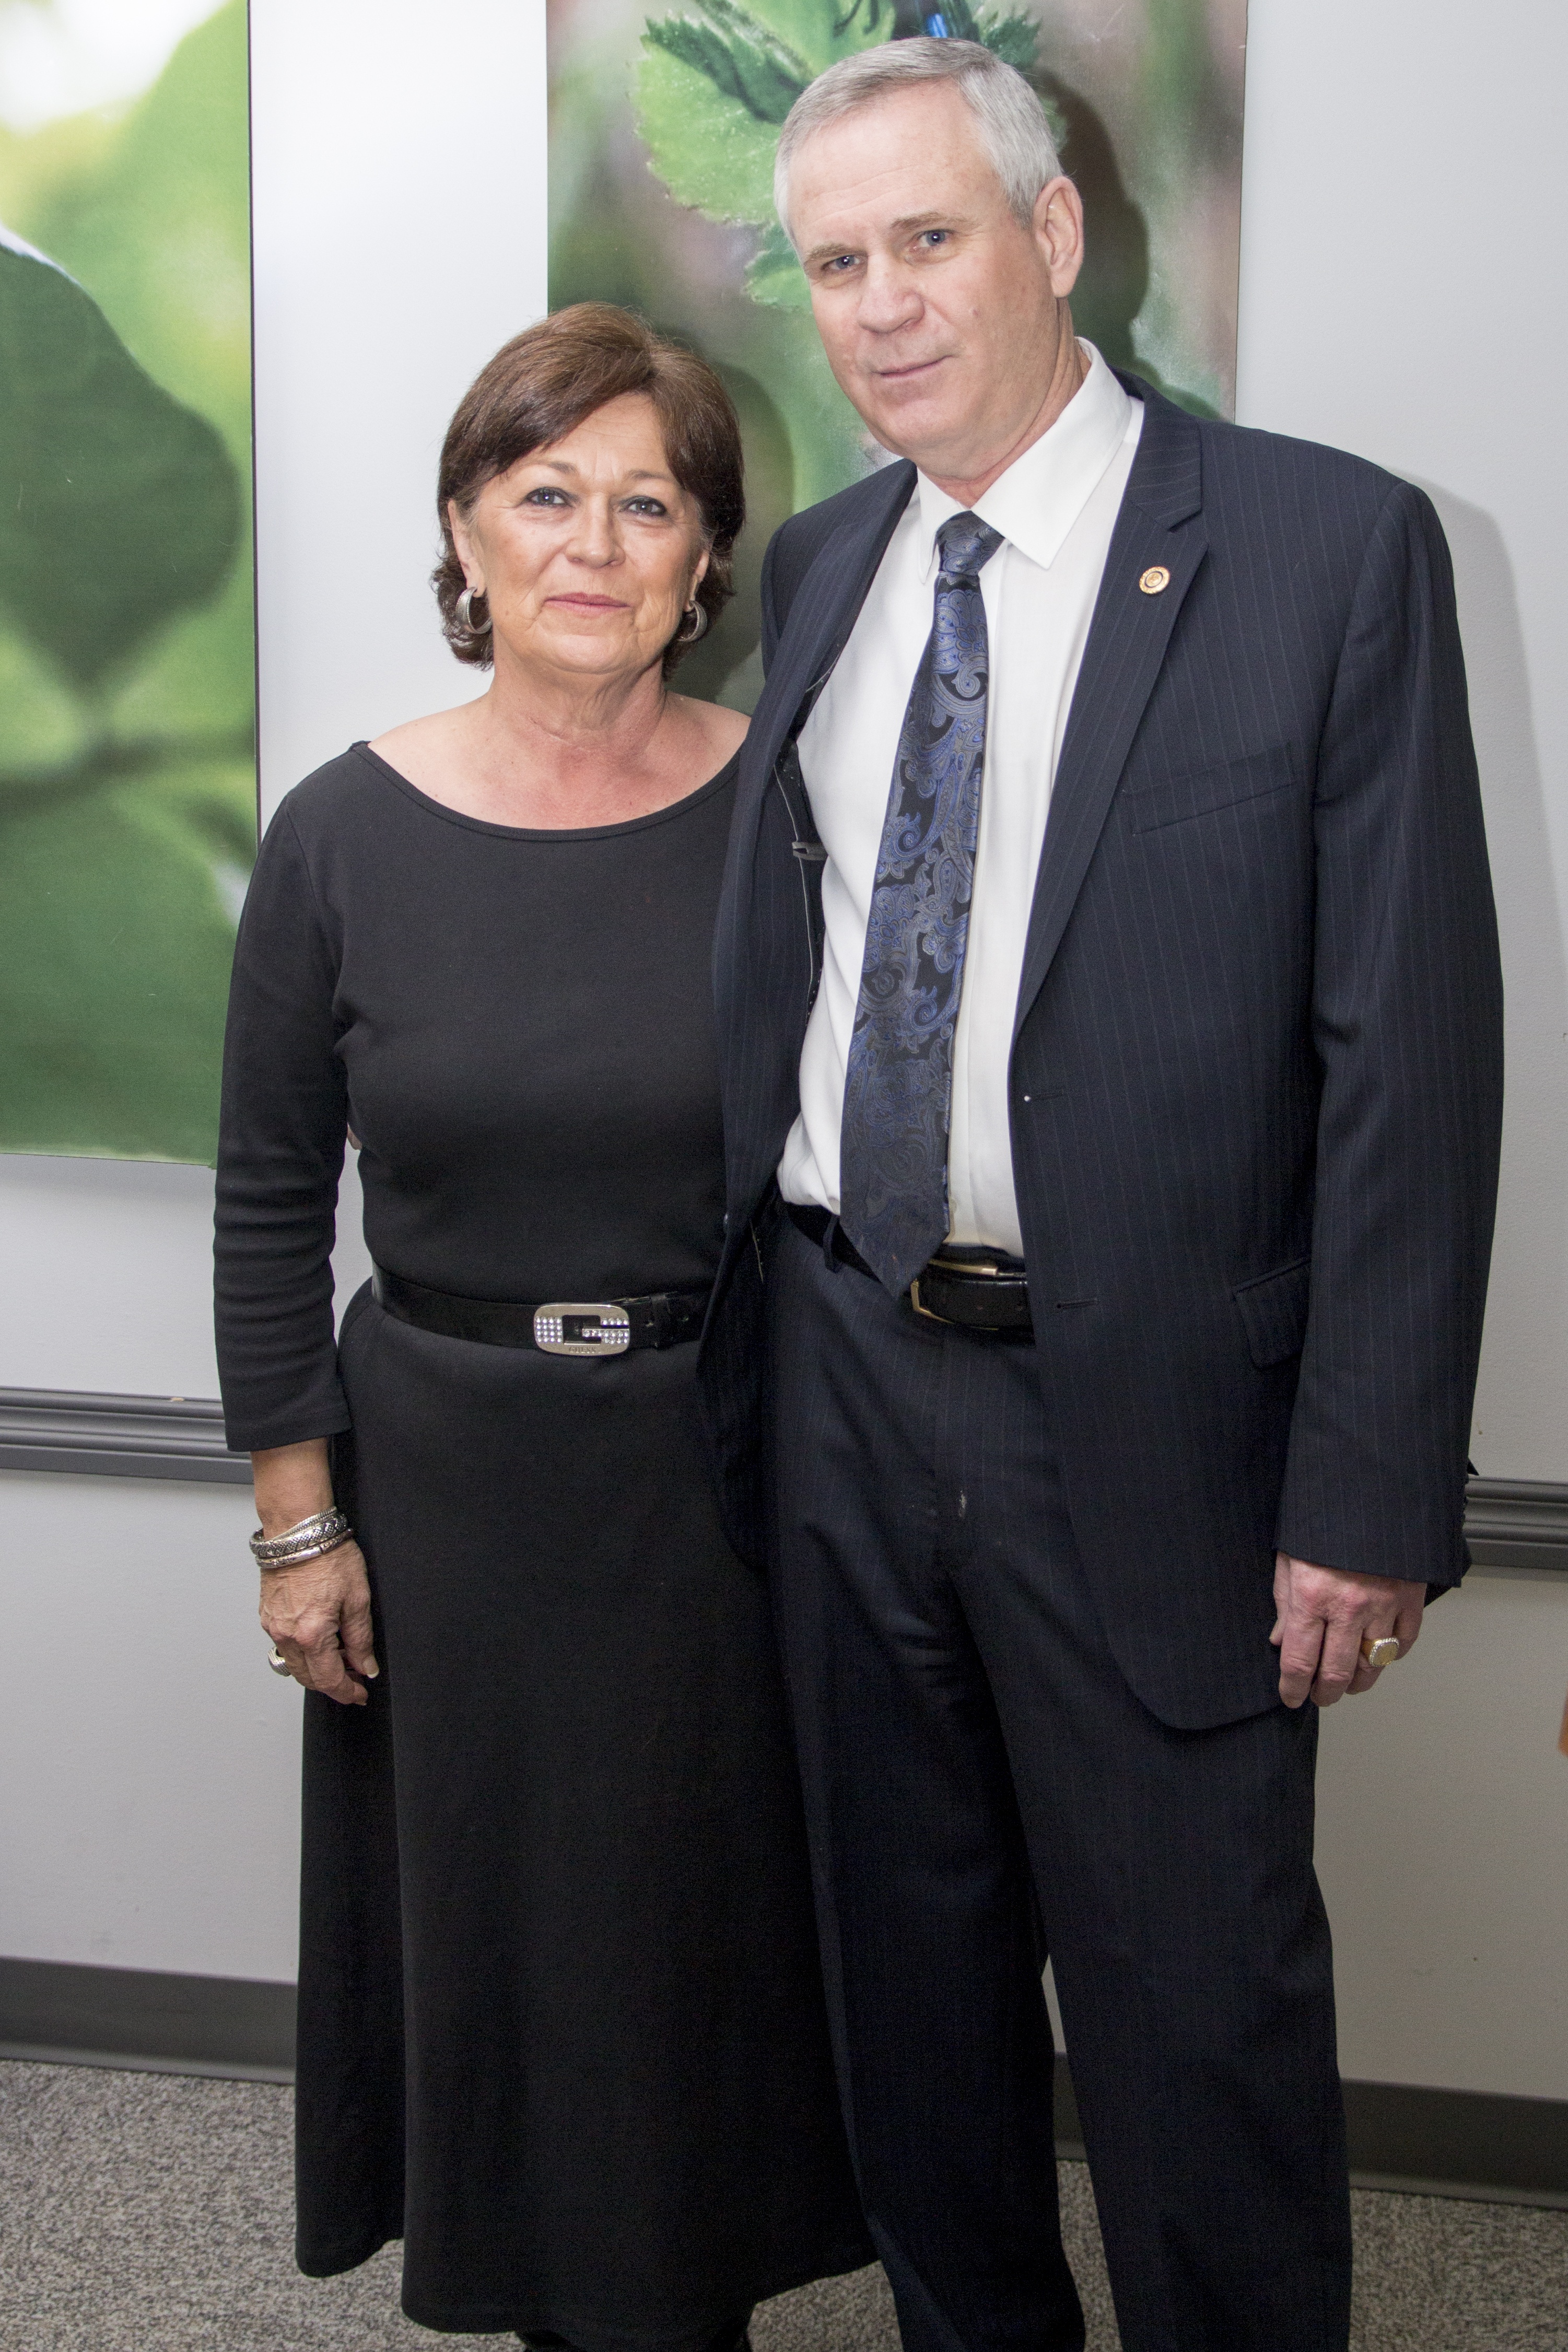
xmin=214 ymin=744 xmax=869 ymax=2347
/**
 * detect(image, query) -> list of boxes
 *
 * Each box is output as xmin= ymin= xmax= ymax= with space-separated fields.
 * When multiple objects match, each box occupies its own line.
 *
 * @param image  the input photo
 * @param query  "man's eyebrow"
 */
xmin=803 ymin=235 xmax=864 ymax=266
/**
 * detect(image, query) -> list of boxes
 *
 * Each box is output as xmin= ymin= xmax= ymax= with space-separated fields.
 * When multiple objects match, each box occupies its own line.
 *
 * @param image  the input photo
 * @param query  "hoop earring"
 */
xmin=676 ymin=600 xmax=709 ymax=645
xmin=455 ymin=586 xmax=492 ymax=638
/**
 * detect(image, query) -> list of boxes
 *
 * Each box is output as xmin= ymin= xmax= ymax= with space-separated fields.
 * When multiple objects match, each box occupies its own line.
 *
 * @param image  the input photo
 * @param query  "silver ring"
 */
xmin=267 ymin=1645 xmax=292 ymax=1677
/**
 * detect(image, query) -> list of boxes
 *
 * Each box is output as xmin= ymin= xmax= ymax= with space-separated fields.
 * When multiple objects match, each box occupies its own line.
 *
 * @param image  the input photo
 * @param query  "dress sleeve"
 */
xmin=214 ymin=798 xmax=354 ymax=1453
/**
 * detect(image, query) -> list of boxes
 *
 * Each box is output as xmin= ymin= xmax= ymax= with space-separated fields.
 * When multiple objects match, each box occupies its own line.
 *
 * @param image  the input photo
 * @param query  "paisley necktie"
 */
xmin=839 ymin=510 xmax=1004 ymax=1295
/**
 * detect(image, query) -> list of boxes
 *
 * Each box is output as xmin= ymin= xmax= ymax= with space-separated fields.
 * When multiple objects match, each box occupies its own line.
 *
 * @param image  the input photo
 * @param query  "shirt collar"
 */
xmin=913 ymin=342 xmax=1137 ymax=581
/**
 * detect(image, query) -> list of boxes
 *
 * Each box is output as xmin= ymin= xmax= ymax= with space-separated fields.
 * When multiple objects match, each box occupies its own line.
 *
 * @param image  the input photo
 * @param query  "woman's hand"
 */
xmin=252 ymin=1437 xmax=379 ymax=1706
xmin=260 ymin=1541 xmax=379 ymax=1705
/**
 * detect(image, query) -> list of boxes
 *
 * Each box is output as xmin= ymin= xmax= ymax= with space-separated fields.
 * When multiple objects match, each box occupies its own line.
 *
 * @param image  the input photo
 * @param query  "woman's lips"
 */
xmin=549 ymin=595 xmax=627 ymax=611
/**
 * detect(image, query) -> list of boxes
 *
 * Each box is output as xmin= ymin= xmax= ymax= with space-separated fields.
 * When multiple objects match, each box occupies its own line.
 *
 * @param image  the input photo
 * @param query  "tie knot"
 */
xmin=935 ymin=511 xmax=1003 ymax=582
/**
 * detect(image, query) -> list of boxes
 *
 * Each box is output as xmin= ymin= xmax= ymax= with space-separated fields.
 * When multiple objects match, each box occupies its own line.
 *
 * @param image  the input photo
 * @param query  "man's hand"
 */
xmin=1271 ymin=1553 xmax=1426 ymax=1710
xmin=260 ymin=1541 xmax=378 ymax=1707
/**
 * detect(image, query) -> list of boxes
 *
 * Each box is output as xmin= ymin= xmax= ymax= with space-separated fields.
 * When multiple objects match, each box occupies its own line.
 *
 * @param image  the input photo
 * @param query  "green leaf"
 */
xmin=0 ymin=243 xmax=240 ymax=690
xmin=754 ymin=0 xmax=893 ymax=74
xmin=644 ymin=0 xmax=812 ymax=125
xmin=635 ymin=42 xmax=781 ymax=220
xmin=26 ymin=0 xmax=253 ymax=464
xmin=0 ymin=627 xmax=91 ymax=776
xmin=746 ymin=219 xmax=812 ymax=308
xmin=975 ymin=9 xmax=1040 ymax=70
xmin=0 ymin=765 xmax=252 ymax=1162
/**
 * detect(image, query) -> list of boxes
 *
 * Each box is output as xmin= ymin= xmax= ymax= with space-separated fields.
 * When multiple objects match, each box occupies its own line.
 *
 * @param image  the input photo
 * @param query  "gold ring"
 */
xmin=1360 ymin=1635 xmax=1401 ymax=1669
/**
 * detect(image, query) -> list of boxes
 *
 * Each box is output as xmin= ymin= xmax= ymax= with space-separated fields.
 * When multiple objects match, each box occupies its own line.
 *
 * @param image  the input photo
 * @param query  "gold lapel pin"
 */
xmin=1139 ymin=565 xmax=1172 ymax=595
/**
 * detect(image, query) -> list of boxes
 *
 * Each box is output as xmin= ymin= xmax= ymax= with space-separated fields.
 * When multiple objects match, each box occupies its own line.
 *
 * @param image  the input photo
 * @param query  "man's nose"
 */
xmin=857 ymin=259 xmax=922 ymax=335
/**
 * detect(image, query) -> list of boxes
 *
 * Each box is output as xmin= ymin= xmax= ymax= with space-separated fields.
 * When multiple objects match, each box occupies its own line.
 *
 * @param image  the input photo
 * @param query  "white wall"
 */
xmin=1 ymin=0 xmax=1565 ymax=2101
xmin=1317 ymin=1569 xmax=1568 ymax=2101
xmin=249 ymin=0 xmax=547 ymax=816
xmin=1235 ymin=0 xmax=1568 ymax=1482
xmin=0 ymin=1474 xmax=299 ymax=1982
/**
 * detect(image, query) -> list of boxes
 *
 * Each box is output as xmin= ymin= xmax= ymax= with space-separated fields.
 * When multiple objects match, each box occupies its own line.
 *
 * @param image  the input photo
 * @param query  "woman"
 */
xmin=215 ymin=305 xmax=869 ymax=2348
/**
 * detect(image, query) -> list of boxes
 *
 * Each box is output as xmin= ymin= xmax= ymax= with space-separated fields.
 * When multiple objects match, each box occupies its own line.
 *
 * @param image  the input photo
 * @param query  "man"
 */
xmin=698 ymin=37 xmax=1502 ymax=2352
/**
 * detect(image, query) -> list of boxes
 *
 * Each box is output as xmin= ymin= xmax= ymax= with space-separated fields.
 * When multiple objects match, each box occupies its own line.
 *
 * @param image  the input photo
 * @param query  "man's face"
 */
xmin=787 ymin=81 xmax=1083 ymax=489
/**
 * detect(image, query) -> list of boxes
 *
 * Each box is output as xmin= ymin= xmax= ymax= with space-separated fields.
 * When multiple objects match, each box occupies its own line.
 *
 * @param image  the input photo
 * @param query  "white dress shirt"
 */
xmin=778 ymin=343 xmax=1144 ymax=1256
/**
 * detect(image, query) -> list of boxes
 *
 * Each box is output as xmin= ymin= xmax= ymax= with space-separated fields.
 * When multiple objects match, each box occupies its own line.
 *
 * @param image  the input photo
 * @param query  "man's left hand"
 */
xmin=1271 ymin=1554 xmax=1427 ymax=1710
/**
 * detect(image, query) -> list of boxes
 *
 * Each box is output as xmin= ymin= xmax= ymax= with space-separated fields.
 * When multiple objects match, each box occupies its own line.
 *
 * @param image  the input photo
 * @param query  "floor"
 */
xmin=1 ymin=2060 xmax=1564 ymax=2351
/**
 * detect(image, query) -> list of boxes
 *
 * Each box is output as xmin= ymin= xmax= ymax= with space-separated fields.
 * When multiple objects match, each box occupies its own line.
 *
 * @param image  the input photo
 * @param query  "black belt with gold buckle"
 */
xmin=371 ymin=1264 xmax=710 ymax=1355
xmin=785 ymin=1205 xmax=1033 ymax=1337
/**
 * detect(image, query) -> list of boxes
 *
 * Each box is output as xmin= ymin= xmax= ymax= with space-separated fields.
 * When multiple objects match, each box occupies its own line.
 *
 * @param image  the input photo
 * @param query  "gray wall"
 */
xmin=0 ymin=0 xmax=1564 ymax=2098
xmin=1232 ymin=0 xmax=1568 ymax=2103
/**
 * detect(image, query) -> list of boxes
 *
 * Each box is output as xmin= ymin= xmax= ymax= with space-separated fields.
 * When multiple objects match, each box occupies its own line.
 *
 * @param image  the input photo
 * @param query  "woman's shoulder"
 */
xmin=270 ymin=743 xmax=399 ymax=844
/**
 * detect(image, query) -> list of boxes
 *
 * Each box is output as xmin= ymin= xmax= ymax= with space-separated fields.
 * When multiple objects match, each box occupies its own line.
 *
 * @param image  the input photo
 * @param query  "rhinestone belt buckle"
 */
xmin=533 ymin=1303 xmax=631 ymax=1358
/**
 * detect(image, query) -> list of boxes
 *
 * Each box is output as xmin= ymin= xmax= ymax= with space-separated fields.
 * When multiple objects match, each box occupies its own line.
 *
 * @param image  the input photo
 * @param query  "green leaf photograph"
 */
xmin=0 ymin=0 xmax=254 ymax=1164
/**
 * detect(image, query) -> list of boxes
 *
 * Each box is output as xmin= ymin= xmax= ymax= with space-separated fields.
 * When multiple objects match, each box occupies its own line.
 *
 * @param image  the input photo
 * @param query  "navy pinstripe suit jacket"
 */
xmin=700 ymin=375 xmax=1504 ymax=1728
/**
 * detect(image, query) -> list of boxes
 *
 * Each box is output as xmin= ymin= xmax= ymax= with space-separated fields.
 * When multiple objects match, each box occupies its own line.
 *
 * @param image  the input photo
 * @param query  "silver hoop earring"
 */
xmin=676 ymin=600 xmax=709 ymax=645
xmin=455 ymin=586 xmax=492 ymax=638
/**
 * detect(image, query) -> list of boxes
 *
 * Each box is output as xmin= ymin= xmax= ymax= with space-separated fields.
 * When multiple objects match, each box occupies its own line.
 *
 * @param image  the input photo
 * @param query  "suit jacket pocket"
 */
xmin=1232 ymin=1257 xmax=1311 ymax=1368
xmin=1125 ymin=747 xmax=1301 ymax=833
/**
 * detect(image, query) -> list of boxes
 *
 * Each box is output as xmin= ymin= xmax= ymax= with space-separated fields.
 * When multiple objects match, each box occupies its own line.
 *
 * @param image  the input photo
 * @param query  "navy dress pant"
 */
xmin=764 ymin=1212 xmax=1352 ymax=2352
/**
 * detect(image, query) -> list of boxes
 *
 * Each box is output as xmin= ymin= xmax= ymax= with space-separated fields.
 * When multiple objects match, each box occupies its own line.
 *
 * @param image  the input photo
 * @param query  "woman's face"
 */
xmin=451 ymin=392 xmax=709 ymax=686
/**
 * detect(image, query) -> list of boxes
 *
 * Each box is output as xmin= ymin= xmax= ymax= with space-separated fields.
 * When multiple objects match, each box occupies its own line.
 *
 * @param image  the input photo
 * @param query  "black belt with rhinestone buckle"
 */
xmin=370 ymin=1264 xmax=710 ymax=1356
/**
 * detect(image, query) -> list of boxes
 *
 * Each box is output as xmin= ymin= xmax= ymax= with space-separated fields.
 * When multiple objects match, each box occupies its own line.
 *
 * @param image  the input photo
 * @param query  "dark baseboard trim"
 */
xmin=0 ymin=1957 xmax=294 ymax=2081
xmin=1463 ymin=1478 xmax=1568 ymax=1573
xmin=1051 ymin=2066 xmax=1568 ymax=2207
xmin=0 ymin=1388 xmax=249 ymax=1485
xmin=2 ymin=1959 xmax=1562 ymax=2207
xmin=0 ymin=1388 xmax=1562 ymax=1557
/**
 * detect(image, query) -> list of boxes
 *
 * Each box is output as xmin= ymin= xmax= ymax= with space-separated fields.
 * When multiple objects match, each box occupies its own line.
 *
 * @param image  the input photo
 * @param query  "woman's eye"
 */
xmin=523 ymin=487 xmax=569 ymax=507
xmin=625 ymin=497 xmax=669 ymax=517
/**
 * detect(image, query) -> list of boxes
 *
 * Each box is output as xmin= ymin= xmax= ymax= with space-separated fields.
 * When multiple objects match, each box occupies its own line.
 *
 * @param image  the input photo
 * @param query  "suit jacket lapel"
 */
xmin=733 ymin=459 xmax=916 ymax=864
xmin=1012 ymin=384 xmax=1207 ymax=1039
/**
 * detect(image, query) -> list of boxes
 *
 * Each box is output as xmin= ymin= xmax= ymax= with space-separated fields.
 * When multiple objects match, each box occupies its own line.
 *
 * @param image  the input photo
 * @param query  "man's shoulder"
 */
xmin=1161 ymin=391 xmax=1417 ymax=536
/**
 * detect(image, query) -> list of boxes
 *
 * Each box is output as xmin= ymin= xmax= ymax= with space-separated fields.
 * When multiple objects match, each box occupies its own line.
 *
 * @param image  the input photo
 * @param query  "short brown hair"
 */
xmin=433 ymin=303 xmax=745 ymax=675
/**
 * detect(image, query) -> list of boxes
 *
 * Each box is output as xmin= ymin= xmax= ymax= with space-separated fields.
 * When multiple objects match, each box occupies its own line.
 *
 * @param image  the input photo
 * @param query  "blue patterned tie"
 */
xmin=839 ymin=510 xmax=1004 ymax=1295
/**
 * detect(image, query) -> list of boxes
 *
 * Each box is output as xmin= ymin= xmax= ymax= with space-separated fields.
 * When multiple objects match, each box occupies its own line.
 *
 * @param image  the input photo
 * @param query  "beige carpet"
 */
xmin=1 ymin=2060 xmax=1563 ymax=2350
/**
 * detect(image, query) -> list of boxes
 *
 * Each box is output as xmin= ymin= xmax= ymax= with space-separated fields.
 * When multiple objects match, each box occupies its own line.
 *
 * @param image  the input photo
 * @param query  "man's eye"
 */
xmin=821 ymin=253 xmax=859 ymax=276
xmin=918 ymin=229 xmax=950 ymax=250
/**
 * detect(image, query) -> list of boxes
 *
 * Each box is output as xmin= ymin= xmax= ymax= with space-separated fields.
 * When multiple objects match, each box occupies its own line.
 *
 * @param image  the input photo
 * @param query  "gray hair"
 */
xmin=774 ymin=38 xmax=1063 ymax=248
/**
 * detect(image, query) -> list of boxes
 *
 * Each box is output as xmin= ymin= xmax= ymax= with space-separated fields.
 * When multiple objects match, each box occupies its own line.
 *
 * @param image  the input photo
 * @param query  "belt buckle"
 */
xmin=908 ymin=1278 xmax=951 ymax=1327
xmin=533 ymin=1303 xmax=631 ymax=1357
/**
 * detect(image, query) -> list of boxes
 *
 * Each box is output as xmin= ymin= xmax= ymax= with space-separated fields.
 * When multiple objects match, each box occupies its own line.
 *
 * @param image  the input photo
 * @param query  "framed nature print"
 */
xmin=0 ymin=0 xmax=254 ymax=1163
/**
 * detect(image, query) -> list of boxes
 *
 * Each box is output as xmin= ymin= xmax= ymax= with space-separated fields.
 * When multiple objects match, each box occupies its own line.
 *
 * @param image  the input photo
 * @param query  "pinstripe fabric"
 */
xmin=700 ymin=376 xmax=1503 ymax=1731
xmin=765 ymin=1215 xmax=1350 ymax=2352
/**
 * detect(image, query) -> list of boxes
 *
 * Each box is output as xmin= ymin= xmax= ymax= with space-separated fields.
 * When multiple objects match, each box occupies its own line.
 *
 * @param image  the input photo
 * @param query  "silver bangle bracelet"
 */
xmin=250 ymin=1506 xmax=354 ymax=1567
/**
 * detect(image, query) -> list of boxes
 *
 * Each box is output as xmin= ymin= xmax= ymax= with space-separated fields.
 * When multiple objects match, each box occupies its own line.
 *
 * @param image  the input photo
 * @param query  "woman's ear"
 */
xmin=449 ymin=498 xmax=482 ymax=589
xmin=690 ymin=545 xmax=711 ymax=594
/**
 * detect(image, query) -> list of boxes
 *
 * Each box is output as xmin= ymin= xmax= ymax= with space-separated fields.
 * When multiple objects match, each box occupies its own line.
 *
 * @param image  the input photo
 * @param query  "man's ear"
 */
xmin=1032 ymin=174 xmax=1085 ymax=301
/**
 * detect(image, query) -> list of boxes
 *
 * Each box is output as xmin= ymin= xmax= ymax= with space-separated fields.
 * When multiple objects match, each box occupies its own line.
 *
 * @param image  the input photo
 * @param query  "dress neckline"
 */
xmin=350 ymin=740 xmax=740 ymax=843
